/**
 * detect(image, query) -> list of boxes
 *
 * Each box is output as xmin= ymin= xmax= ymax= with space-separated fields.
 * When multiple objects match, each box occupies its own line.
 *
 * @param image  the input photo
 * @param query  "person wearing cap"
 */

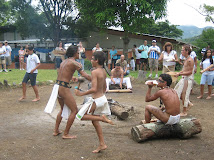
xmin=148 ymin=40 xmax=161 ymax=78
xmin=3 ymin=40 xmax=12 ymax=71
xmin=0 ymin=42 xmax=7 ymax=72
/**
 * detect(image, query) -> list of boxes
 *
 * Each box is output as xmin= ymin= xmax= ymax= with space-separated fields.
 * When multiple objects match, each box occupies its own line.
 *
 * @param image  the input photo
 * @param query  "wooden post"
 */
xmin=138 ymin=70 xmax=147 ymax=82
xmin=131 ymin=117 xmax=202 ymax=142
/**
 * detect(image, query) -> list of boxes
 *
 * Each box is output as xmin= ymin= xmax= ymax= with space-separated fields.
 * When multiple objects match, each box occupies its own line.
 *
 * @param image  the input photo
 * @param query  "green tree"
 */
xmin=75 ymin=0 xmax=168 ymax=59
xmin=0 ymin=0 xmax=10 ymax=26
xmin=10 ymin=0 xmax=49 ymax=40
xmin=201 ymin=4 xmax=214 ymax=24
xmin=39 ymin=0 xmax=78 ymax=46
xmin=146 ymin=20 xmax=183 ymax=39
xmin=193 ymin=28 xmax=214 ymax=48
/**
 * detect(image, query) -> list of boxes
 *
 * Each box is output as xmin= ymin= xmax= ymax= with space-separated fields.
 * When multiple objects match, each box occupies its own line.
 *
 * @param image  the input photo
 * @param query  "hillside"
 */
xmin=177 ymin=25 xmax=213 ymax=39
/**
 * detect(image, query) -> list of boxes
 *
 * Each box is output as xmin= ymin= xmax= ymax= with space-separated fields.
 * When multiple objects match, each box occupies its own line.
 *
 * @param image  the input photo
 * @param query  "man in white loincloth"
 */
xmin=75 ymin=51 xmax=114 ymax=153
xmin=174 ymin=45 xmax=194 ymax=116
xmin=45 ymin=45 xmax=91 ymax=139
xmin=106 ymin=63 xmax=132 ymax=91
xmin=143 ymin=74 xmax=180 ymax=125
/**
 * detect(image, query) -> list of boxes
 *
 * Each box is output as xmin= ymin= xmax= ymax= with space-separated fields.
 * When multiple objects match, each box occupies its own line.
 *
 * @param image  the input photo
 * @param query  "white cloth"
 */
xmin=134 ymin=48 xmax=141 ymax=59
xmin=44 ymin=84 xmax=59 ymax=113
xmin=76 ymin=95 xmax=111 ymax=120
xmin=4 ymin=45 xmax=12 ymax=57
xmin=26 ymin=53 xmax=40 ymax=73
xmin=44 ymin=84 xmax=71 ymax=119
xmin=165 ymin=114 xmax=180 ymax=125
xmin=130 ymin=59 xmax=135 ymax=69
xmin=0 ymin=46 xmax=6 ymax=57
xmin=106 ymin=77 xmax=132 ymax=90
xmin=162 ymin=50 xmax=176 ymax=66
xmin=92 ymin=47 xmax=103 ymax=52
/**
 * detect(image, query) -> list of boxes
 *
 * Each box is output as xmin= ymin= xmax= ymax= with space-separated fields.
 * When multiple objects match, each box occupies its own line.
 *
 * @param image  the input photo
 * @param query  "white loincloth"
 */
xmin=76 ymin=95 xmax=111 ymax=120
xmin=44 ymin=84 xmax=71 ymax=119
xmin=174 ymin=75 xmax=193 ymax=107
xmin=165 ymin=114 xmax=180 ymax=125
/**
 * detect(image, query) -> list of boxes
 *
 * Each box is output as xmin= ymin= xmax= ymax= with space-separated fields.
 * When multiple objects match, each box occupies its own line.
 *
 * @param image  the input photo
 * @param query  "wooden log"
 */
xmin=110 ymin=105 xmax=129 ymax=120
xmin=107 ymin=89 xmax=132 ymax=93
xmin=200 ymin=64 xmax=214 ymax=74
xmin=131 ymin=117 xmax=202 ymax=142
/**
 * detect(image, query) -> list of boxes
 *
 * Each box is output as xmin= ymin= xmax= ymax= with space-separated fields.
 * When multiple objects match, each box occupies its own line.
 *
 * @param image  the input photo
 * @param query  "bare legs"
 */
xmin=19 ymin=83 xmax=40 ymax=101
xmin=144 ymin=105 xmax=169 ymax=124
xmin=197 ymin=85 xmax=212 ymax=100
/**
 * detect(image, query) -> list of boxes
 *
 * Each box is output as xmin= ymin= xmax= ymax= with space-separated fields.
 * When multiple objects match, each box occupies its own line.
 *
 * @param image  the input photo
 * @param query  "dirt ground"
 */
xmin=1 ymin=81 xmax=214 ymax=160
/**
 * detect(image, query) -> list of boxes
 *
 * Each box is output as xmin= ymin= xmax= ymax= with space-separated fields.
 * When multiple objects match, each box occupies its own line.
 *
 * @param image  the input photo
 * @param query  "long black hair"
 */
xmin=202 ymin=49 xmax=213 ymax=64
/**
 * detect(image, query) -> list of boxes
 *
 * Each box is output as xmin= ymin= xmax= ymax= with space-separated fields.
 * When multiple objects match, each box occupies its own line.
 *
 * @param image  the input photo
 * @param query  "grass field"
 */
xmin=0 ymin=65 xmax=201 ymax=85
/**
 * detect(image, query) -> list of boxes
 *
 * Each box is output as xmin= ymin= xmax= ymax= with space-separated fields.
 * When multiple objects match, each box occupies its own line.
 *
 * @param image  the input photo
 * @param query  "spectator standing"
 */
xmin=109 ymin=45 xmax=118 ymax=69
xmin=19 ymin=46 xmax=25 ymax=70
xmin=55 ymin=41 xmax=66 ymax=73
xmin=133 ymin=44 xmax=141 ymax=70
xmin=76 ymin=41 xmax=86 ymax=76
xmin=130 ymin=57 xmax=135 ymax=71
xmin=4 ymin=40 xmax=12 ymax=71
xmin=197 ymin=49 xmax=214 ymax=100
xmin=158 ymin=42 xmax=178 ymax=73
xmin=138 ymin=40 xmax=149 ymax=71
xmin=148 ymin=40 xmax=161 ymax=78
xmin=116 ymin=55 xmax=129 ymax=76
xmin=14 ymin=55 xmax=19 ymax=69
xmin=19 ymin=46 xmax=41 ymax=102
xmin=92 ymin=43 xmax=103 ymax=53
xmin=0 ymin=41 xmax=7 ymax=72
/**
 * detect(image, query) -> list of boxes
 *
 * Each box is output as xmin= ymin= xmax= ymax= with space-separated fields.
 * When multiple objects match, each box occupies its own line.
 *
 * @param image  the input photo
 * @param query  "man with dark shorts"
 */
xmin=45 ymin=45 xmax=91 ymax=139
xmin=19 ymin=46 xmax=41 ymax=102
xmin=138 ymin=40 xmax=149 ymax=71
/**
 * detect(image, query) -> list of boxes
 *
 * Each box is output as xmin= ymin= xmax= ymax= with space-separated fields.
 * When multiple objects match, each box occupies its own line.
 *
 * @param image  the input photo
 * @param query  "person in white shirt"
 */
xmin=92 ymin=43 xmax=103 ymax=53
xmin=197 ymin=49 xmax=214 ymax=100
xmin=0 ymin=42 xmax=7 ymax=72
xmin=132 ymin=44 xmax=141 ymax=70
xmin=158 ymin=42 xmax=178 ymax=73
xmin=3 ymin=40 xmax=12 ymax=71
xmin=19 ymin=46 xmax=41 ymax=102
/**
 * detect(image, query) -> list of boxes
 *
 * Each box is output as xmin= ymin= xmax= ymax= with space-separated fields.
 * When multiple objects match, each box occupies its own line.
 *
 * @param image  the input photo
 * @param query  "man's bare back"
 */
xmin=158 ymin=88 xmax=180 ymax=116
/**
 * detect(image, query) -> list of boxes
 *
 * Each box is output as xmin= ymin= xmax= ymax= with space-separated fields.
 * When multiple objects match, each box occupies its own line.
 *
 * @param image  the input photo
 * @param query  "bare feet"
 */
xmin=197 ymin=95 xmax=203 ymax=99
xmin=53 ymin=131 xmax=62 ymax=136
xmin=180 ymin=112 xmax=187 ymax=117
xmin=206 ymin=96 xmax=212 ymax=100
xmin=92 ymin=145 xmax=107 ymax=153
xmin=32 ymin=98 xmax=40 ymax=102
xmin=62 ymin=134 xmax=77 ymax=139
xmin=102 ymin=115 xmax=114 ymax=125
xmin=19 ymin=96 xmax=26 ymax=101
xmin=187 ymin=102 xmax=194 ymax=111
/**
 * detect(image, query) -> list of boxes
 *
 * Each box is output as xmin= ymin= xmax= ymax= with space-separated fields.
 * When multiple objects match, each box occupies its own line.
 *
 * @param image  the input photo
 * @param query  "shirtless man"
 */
xmin=52 ymin=45 xmax=91 ymax=139
xmin=174 ymin=45 xmax=194 ymax=116
xmin=75 ymin=51 xmax=113 ymax=153
xmin=144 ymin=74 xmax=180 ymax=125
xmin=106 ymin=63 xmax=132 ymax=91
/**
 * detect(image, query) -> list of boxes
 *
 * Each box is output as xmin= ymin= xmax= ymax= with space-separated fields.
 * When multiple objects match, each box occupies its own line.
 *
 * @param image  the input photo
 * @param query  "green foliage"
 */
xmin=146 ymin=20 xmax=183 ymax=38
xmin=84 ymin=59 xmax=92 ymax=70
xmin=201 ymin=4 xmax=214 ymax=24
xmin=0 ymin=0 xmax=10 ymax=26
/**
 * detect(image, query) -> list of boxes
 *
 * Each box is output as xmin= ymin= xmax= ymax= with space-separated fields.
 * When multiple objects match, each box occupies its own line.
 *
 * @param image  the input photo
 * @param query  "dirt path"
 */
xmin=0 ymin=82 xmax=214 ymax=160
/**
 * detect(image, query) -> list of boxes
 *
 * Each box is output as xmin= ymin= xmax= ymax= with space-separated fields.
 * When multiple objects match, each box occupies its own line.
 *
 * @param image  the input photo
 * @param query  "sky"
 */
xmin=166 ymin=0 xmax=214 ymax=28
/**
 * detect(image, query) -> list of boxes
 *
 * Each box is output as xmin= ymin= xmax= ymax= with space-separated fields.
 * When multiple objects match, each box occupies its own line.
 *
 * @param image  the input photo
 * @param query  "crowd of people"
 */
xmin=1 ymin=39 xmax=214 ymax=153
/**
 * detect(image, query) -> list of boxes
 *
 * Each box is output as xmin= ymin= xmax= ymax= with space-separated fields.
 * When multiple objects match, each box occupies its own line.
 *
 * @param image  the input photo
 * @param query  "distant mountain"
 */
xmin=177 ymin=25 xmax=214 ymax=39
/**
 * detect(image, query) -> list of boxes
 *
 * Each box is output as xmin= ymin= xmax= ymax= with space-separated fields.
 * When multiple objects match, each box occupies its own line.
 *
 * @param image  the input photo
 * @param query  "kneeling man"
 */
xmin=144 ymin=74 xmax=180 ymax=125
xmin=106 ymin=63 xmax=132 ymax=91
